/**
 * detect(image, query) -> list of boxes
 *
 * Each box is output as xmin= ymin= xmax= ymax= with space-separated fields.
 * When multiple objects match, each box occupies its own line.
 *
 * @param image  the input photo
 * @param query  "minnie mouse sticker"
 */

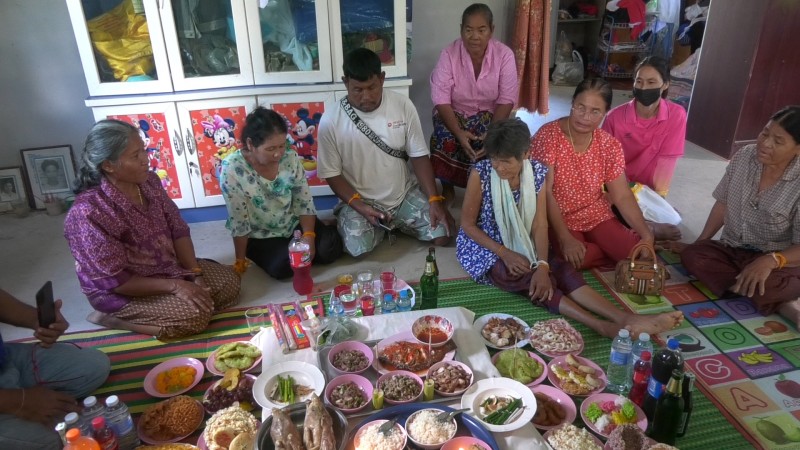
xmin=189 ymin=107 xmax=246 ymax=197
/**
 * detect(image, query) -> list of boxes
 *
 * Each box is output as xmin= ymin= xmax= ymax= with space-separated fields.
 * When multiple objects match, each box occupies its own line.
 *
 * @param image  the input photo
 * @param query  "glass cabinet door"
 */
xmin=176 ymin=97 xmax=257 ymax=207
xmin=330 ymin=0 xmax=407 ymax=80
xmin=92 ymin=103 xmax=196 ymax=209
xmin=67 ymin=0 xmax=173 ymax=96
xmin=245 ymin=0 xmax=333 ymax=84
xmin=160 ymin=0 xmax=254 ymax=90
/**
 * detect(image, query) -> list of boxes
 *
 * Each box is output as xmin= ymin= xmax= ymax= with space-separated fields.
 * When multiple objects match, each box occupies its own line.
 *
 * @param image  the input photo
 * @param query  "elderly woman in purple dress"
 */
xmin=64 ymin=120 xmax=240 ymax=339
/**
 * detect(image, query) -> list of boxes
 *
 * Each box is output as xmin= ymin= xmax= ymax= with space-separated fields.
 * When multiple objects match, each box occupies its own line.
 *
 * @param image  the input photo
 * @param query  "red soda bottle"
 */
xmin=91 ymin=417 xmax=119 ymax=450
xmin=629 ymin=351 xmax=652 ymax=408
xmin=288 ymin=230 xmax=313 ymax=295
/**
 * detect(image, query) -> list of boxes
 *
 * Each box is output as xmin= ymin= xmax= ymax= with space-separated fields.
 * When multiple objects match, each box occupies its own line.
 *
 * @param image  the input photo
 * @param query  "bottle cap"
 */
xmin=92 ymin=416 xmax=105 ymax=429
xmin=641 ymin=351 xmax=652 ymax=361
xmin=619 ymin=329 xmax=630 ymax=338
xmin=66 ymin=428 xmax=81 ymax=442
xmin=384 ymin=293 xmax=392 ymax=301
xmin=55 ymin=422 xmax=66 ymax=433
xmin=83 ymin=396 xmax=97 ymax=407
xmin=105 ymin=395 xmax=119 ymax=407
xmin=639 ymin=332 xmax=650 ymax=342
xmin=667 ymin=338 xmax=680 ymax=350
xmin=64 ymin=412 xmax=80 ymax=425
xmin=399 ymin=289 xmax=408 ymax=298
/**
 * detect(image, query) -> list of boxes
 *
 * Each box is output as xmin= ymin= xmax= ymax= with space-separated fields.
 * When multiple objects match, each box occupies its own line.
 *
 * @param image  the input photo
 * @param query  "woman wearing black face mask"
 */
xmin=603 ymin=56 xmax=687 ymax=198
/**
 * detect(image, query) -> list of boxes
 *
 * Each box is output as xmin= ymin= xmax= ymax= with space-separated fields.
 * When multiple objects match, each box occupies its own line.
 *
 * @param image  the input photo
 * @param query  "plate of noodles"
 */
xmin=137 ymin=395 xmax=205 ymax=445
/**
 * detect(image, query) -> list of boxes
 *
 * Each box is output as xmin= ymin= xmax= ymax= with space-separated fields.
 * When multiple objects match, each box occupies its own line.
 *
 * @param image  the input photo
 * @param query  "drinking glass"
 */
xmin=340 ymin=292 xmax=359 ymax=316
xmin=245 ymin=307 xmax=267 ymax=336
xmin=380 ymin=266 xmax=396 ymax=293
xmin=357 ymin=270 xmax=374 ymax=294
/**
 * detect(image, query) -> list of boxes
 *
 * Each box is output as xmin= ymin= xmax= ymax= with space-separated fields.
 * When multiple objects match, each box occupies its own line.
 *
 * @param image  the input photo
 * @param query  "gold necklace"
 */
xmin=566 ymin=119 xmax=592 ymax=153
xmin=136 ymin=186 xmax=144 ymax=205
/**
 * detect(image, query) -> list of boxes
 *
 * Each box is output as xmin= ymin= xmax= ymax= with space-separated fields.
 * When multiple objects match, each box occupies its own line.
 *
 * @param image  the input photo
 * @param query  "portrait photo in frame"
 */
xmin=20 ymin=145 xmax=77 ymax=209
xmin=0 ymin=166 xmax=28 ymax=213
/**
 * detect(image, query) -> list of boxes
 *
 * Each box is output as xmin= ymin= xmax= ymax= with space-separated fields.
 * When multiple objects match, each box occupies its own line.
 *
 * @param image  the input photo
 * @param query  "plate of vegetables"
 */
xmin=491 ymin=349 xmax=548 ymax=386
xmin=580 ymin=393 xmax=647 ymax=438
xmin=460 ymin=378 xmax=536 ymax=432
xmin=144 ymin=357 xmax=204 ymax=398
xmin=253 ymin=361 xmax=325 ymax=410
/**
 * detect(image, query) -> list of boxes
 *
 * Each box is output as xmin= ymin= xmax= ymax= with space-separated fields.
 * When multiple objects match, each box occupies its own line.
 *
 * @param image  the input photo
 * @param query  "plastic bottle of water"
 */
xmin=65 ymin=412 xmax=81 ymax=432
xmin=607 ymin=329 xmax=633 ymax=393
xmin=288 ymin=230 xmax=313 ymax=295
xmin=104 ymin=395 xmax=139 ymax=450
xmin=630 ymin=332 xmax=654 ymax=382
xmin=80 ymin=396 xmax=105 ymax=437
xmin=382 ymin=293 xmax=397 ymax=314
xmin=397 ymin=289 xmax=412 ymax=312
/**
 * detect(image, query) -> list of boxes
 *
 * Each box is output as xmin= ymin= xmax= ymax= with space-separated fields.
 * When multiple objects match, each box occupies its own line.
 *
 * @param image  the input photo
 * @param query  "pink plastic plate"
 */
xmin=137 ymin=399 xmax=203 ymax=445
xmin=529 ymin=384 xmax=577 ymax=431
xmin=206 ymin=341 xmax=262 ymax=376
xmin=580 ymin=393 xmax=647 ymax=438
xmin=491 ymin=349 xmax=548 ymax=386
xmin=546 ymin=355 xmax=608 ymax=397
xmin=143 ymin=357 xmax=204 ymax=398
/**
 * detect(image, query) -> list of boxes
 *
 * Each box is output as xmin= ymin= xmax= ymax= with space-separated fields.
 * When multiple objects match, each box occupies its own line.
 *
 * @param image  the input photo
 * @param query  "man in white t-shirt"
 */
xmin=318 ymin=48 xmax=453 ymax=256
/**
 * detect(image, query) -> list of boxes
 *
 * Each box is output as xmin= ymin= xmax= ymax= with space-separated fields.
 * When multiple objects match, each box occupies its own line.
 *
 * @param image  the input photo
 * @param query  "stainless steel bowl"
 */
xmin=256 ymin=402 xmax=348 ymax=450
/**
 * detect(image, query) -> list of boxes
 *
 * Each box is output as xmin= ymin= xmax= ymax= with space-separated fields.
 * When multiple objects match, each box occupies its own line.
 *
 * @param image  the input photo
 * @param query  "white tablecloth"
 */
xmin=254 ymin=307 xmax=549 ymax=450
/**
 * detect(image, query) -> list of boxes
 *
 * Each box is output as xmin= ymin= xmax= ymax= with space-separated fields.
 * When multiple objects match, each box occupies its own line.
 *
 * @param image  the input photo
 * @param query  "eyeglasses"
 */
xmin=571 ymin=105 xmax=605 ymax=120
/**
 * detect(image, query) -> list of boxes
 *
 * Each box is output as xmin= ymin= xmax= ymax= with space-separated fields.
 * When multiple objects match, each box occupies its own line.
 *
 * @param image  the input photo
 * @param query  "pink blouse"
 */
xmin=430 ymin=38 xmax=519 ymax=117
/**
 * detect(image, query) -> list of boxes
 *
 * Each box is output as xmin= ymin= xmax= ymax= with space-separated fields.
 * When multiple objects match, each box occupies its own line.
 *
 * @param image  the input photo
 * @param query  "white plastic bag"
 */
xmin=552 ymin=50 xmax=584 ymax=86
xmin=632 ymin=183 xmax=681 ymax=225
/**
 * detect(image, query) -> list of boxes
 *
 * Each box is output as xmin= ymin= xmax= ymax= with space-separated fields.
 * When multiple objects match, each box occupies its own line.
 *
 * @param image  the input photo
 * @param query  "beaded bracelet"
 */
xmin=347 ymin=193 xmax=361 ymax=206
xmin=233 ymin=258 xmax=250 ymax=275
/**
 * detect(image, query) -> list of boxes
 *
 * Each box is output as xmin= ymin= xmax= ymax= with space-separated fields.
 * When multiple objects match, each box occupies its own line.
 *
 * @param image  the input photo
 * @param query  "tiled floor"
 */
xmin=0 ymin=86 xmax=728 ymax=341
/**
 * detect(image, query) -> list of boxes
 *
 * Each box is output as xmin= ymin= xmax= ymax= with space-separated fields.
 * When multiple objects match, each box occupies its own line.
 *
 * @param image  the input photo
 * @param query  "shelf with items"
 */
xmin=553 ymin=0 xmax=605 ymax=62
xmin=593 ymin=15 xmax=654 ymax=79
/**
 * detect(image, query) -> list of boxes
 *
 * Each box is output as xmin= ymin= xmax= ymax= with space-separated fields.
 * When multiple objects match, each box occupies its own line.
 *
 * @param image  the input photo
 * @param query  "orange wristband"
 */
xmin=303 ymin=231 xmax=316 ymax=238
xmin=428 ymin=195 xmax=446 ymax=203
xmin=347 ymin=193 xmax=361 ymax=206
xmin=771 ymin=252 xmax=787 ymax=269
xmin=190 ymin=267 xmax=203 ymax=275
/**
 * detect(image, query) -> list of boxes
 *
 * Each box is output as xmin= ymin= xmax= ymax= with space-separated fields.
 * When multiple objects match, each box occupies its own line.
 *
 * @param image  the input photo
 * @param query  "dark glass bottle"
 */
xmin=420 ymin=248 xmax=439 ymax=310
xmin=677 ymin=372 xmax=695 ymax=437
xmin=642 ymin=338 xmax=684 ymax=424
xmin=648 ymin=369 xmax=684 ymax=445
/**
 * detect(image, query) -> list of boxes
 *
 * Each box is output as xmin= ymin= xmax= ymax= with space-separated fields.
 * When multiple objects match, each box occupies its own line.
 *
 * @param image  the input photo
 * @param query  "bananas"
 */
xmin=738 ymin=350 xmax=773 ymax=365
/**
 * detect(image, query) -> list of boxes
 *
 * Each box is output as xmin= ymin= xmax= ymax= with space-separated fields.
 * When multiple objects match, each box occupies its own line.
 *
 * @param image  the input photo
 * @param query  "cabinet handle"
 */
xmin=185 ymin=129 xmax=195 ymax=155
xmin=188 ymin=161 xmax=200 ymax=178
xmin=173 ymin=135 xmax=183 ymax=157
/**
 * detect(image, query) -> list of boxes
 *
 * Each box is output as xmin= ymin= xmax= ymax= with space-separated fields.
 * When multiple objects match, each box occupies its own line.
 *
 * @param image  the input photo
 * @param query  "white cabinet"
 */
xmin=69 ymin=0 xmax=412 ymax=208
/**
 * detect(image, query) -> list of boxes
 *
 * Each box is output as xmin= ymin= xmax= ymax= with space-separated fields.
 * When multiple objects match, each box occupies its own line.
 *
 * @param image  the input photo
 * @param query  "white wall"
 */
xmin=0 ymin=0 xmax=96 ymax=168
xmin=0 ymin=0 xmax=516 ymax=170
xmin=409 ymin=0 xmax=515 ymax=139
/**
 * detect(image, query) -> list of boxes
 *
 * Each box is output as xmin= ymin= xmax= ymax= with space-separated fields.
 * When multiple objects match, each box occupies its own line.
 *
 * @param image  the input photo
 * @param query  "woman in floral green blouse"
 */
xmin=220 ymin=107 xmax=342 ymax=279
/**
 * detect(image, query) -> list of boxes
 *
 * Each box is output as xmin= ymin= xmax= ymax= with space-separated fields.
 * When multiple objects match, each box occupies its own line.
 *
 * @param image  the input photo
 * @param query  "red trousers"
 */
xmin=551 ymin=218 xmax=641 ymax=270
xmin=682 ymin=240 xmax=800 ymax=315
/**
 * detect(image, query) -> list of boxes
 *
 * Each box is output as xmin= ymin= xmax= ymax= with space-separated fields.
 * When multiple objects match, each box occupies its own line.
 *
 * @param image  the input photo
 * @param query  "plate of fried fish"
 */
xmin=373 ymin=331 xmax=457 ymax=377
xmin=256 ymin=394 xmax=347 ymax=450
xmin=206 ymin=341 xmax=263 ymax=376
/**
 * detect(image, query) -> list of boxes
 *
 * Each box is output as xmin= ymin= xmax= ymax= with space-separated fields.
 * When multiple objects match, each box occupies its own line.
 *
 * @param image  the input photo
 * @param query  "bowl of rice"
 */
xmin=404 ymin=408 xmax=458 ymax=450
xmin=353 ymin=419 xmax=407 ymax=450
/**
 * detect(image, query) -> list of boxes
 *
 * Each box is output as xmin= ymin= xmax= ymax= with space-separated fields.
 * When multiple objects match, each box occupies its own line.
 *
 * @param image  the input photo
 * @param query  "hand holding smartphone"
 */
xmin=36 ymin=281 xmax=57 ymax=328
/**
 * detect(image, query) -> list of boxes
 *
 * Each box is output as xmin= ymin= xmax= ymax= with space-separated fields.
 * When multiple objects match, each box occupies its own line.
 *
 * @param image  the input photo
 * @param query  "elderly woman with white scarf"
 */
xmin=457 ymin=119 xmax=683 ymax=338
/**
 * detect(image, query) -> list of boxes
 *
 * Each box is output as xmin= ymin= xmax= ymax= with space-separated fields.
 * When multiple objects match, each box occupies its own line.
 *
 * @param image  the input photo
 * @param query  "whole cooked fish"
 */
xmin=303 ymin=394 xmax=336 ymax=450
xmin=270 ymin=407 xmax=304 ymax=450
xmin=378 ymin=340 xmax=457 ymax=372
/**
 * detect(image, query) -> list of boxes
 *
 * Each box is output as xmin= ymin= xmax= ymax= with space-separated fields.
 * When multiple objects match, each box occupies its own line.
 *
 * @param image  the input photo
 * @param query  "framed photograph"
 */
xmin=0 ymin=166 xmax=28 ymax=213
xmin=20 ymin=145 xmax=77 ymax=209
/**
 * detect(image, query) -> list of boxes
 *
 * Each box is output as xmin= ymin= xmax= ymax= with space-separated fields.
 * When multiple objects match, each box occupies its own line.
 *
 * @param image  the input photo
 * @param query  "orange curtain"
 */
xmin=512 ymin=0 xmax=551 ymax=114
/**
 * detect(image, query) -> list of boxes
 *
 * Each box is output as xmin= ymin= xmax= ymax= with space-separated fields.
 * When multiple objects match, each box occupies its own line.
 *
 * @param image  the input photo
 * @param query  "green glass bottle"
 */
xmin=648 ymin=369 xmax=684 ymax=445
xmin=428 ymin=247 xmax=439 ymax=277
xmin=420 ymin=247 xmax=439 ymax=310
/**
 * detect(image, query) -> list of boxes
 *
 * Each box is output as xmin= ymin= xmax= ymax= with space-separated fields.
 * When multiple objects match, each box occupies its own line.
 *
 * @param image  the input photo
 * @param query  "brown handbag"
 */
xmin=614 ymin=243 xmax=668 ymax=296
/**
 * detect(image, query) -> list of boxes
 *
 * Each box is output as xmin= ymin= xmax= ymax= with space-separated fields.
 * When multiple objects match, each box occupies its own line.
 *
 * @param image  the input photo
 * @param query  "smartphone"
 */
xmin=36 ymin=281 xmax=56 ymax=328
xmin=377 ymin=217 xmax=392 ymax=231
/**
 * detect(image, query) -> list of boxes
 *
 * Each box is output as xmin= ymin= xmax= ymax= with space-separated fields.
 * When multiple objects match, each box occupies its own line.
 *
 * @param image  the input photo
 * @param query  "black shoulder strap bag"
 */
xmin=340 ymin=96 xmax=409 ymax=161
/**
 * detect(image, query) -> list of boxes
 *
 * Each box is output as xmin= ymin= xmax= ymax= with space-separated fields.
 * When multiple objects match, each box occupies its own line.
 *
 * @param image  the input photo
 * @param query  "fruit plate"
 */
xmin=472 ymin=314 xmax=530 ymax=350
xmin=143 ymin=357 xmax=204 ymax=398
xmin=580 ymin=393 xmax=647 ymax=438
xmin=491 ymin=349 xmax=548 ymax=387
xmin=253 ymin=361 xmax=325 ymax=410
xmin=529 ymin=384 xmax=577 ymax=431
xmin=206 ymin=341 xmax=262 ymax=376
xmin=346 ymin=403 xmax=500 ymax=450
xmin=372 ymin=330 xmax=457 ymax=377
xmin=546 ymin=354 xmax=608 ymax=397
xmin=202 ymin=373 xmax=257 ymax=415
xmin=460 ymin=377 xmax=537 ymax=433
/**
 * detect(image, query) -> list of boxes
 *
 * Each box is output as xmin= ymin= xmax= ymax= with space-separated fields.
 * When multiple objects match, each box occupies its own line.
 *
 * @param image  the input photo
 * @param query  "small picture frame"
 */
xmin=0 ymin=166 xmax=28 ymax=213
xmin=20 ymin=145 xmax=77 ymax=209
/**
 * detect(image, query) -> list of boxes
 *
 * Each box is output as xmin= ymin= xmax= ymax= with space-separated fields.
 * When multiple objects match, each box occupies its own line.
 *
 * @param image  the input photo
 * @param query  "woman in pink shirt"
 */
xmin=430 ymin=3 xmax=519 ymax=204
xmin=602 ymin=56 xmax=687 ymax=197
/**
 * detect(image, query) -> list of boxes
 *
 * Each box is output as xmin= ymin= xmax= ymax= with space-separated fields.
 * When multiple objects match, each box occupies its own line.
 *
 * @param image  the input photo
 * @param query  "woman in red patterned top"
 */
xmin=531 ymin=79 xmax=661 ymax=269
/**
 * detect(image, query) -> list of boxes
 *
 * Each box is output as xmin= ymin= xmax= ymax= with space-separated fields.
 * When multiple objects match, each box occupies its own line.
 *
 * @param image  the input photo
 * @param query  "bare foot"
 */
xmin=650 ymin=222 xmax=682 ymax=241
xmin=87 ymin=310 xmax=112 ymax=327
xmin=87 ymin=311 xmax=161 ymax=336
xmin=625 ymin=311 xmax=684 ymax=339
xmin=657 ymin=240 xmax=689 ymax=254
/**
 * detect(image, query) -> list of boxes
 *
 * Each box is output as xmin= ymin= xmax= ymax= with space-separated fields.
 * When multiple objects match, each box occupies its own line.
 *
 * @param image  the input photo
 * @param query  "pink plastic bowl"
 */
xmin=328 ymin=340 xmax=374 ymax=375
xmin=376 ymin=370 xmax=423 ymax=405
xmin=324 ymin=373 xmax=373 ymax=414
